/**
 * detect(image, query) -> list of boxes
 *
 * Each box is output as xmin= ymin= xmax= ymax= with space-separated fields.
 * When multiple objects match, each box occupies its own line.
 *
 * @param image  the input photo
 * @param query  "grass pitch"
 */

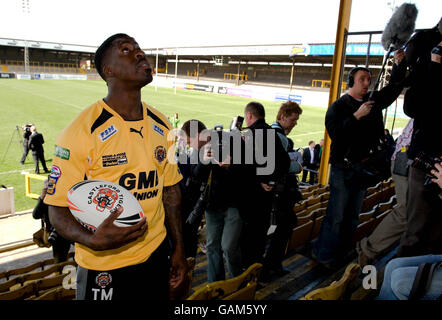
xmin=0 ymin=79 xmax=409 ymax=212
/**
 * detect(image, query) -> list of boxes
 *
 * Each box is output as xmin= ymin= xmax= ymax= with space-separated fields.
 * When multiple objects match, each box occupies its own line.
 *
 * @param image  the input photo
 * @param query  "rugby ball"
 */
xmin=67 ymin=180 xmax=145 ymax=232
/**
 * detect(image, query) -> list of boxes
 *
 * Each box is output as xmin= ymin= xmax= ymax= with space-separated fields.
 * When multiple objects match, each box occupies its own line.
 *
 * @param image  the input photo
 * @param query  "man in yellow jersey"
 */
xmin=44 ymin=34 xmax=186 ymax=300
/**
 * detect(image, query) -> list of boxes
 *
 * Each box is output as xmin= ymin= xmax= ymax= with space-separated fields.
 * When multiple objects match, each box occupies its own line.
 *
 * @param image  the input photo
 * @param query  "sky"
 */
xmin=0 ymin=0 xmax=440 ymax=48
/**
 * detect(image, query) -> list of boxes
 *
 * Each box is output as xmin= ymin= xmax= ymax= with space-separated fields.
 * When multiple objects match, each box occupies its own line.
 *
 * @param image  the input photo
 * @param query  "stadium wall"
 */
xmin=151 ymin=75 xmax=406 ymax=119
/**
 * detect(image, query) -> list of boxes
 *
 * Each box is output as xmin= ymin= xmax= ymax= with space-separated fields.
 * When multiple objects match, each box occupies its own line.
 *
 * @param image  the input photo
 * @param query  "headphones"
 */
xmin=348 ymin=67 xmax=372 ymax=88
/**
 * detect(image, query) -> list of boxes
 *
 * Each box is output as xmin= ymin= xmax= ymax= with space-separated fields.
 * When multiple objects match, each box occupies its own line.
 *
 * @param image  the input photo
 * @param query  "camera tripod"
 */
xmin=1 ymin=126 xmax=23 ymax=164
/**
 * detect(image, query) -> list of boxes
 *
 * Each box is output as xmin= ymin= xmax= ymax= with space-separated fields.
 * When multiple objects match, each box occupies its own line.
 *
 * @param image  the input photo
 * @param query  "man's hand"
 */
xmin=431 ymin=162 xmax=442 ymax=189
xmin=89 ymin=206 xmax=147 ymax=251
xmin=215 ymin=155 xmax=231 ymax=168
xmin=394 ymin=48 xmax=405 ymax=65
xmin=169 ymin=250 xmax=187 ymax=289
xmin=261 ymin=183 xmax=274 ymax=192
xmin=203 ymin=145 xmax=213 ymax=163
xmin=353 ymin=101 xmax=374 ymax=120
xmin=431 ymin=41 xmax=442 ymax=64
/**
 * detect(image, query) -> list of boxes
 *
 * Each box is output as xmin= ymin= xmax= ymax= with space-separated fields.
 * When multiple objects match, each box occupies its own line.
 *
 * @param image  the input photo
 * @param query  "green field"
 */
xmin=0 ymin=79 xmax=409 ymax=212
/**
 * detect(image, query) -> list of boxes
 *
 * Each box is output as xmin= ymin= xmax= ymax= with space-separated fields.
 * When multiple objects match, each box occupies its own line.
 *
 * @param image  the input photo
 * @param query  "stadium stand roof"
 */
xmin=1 ymin=36 xmax=386 ymax=67
xmin=0 ymin=37 xmax=96 ymax=53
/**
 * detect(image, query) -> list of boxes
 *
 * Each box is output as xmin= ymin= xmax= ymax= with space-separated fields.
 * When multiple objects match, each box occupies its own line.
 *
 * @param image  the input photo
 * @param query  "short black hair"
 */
xmin=348 ymin=67 xmax=371 ymax=88
xmin=181 ymin=119 xmax=207 ymax=137
xmin=245 ymin=101 xmax=265 ymax=119
xmin=94 ymin=33 xmax=130 ymax=80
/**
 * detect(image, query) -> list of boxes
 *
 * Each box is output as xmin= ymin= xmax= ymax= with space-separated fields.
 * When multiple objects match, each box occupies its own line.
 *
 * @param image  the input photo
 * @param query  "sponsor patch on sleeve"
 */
xmin=54 ymin=145 xmax=70 ymax=160
xmin=47 ymin=165 xmax=62 ymax=195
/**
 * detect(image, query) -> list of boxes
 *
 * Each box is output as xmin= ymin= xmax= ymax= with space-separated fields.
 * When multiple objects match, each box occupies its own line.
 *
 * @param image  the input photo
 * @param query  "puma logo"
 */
xmin=130 ymin=127 xmax=143 ymax=138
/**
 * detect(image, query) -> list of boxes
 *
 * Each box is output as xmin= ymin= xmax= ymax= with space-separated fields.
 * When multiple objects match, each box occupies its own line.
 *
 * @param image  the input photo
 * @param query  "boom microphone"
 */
xmin=381 ymin=3 xmax=418 ymax=51
xmin=368 ymin=3 xmax=418 ymax=101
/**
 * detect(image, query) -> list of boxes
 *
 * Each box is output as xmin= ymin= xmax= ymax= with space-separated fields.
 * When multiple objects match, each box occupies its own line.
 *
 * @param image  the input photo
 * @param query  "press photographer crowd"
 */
xmin=7 ymin=5 xmax=441 ymax=301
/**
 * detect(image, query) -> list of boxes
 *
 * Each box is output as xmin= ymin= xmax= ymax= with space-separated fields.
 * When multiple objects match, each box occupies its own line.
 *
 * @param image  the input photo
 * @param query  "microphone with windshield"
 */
xmin=369 ymin=3 xmax=418 ymax=100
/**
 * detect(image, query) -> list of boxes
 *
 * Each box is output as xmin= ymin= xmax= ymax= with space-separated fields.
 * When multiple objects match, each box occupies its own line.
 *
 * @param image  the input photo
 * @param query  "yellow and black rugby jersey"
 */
xmin=44 ymin=100 xmax=182 ymax=271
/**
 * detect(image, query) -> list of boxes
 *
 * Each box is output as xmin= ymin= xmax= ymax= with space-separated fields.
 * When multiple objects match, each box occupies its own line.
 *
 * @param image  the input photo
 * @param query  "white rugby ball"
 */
xmin=67 ymin=180 xmax=145 ymax=232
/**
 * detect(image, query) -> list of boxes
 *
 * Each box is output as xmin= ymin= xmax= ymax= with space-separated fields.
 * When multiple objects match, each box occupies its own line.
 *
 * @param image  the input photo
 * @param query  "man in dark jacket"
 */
xmin=28 ymin=125 xmax=49 ymax=174
xmin=178 ymin=119 xmax=209 ymax=258
xmin=261 ymin=101 xmax=303 ymax=281
xmin=396 ymin=23 xmax=442 ymax=257
xmin=20 ymin=124 xmax=32 ymax=165
xmin=312 ymin=49 xmax=406 ymax=268
xmin=302 ymin=140 xmax=318 ymax=185
xmin=194 ymin=131 xmax=244 ymax=283
xmin=239 ymin=101 xmax=290 ymax=270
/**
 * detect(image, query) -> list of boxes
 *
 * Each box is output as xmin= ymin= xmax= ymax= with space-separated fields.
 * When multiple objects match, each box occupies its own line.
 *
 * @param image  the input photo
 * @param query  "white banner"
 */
xmin=34 ymin=73 xmax=87 ymax=80
xmin=16 ymin=74 xmax=31 ymax=80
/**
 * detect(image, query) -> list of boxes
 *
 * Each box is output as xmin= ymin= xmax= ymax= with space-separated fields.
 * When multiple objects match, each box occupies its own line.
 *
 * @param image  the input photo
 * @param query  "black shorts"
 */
xmin=76 ymin=239 xmax=170 ymax=300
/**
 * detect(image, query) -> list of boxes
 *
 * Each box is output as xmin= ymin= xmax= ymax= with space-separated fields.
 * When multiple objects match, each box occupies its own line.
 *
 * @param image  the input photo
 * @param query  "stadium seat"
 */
xmin=360 ymin=192 xmax=379 ymax=213
xmin=300 ymin=263 xmax=360 ymax=300
xmin=296 ymin=211 xmax=316 ymax=226
xmin=302 ymin=190 xmax=315 ymax=199
xmin=32 ymin=286 xmax=76 ymax=300
xmin=293 ymin=201 xmax=307 ymax=214
xmin=352 ymin=218 xmax=378 ymax=243
xmin=376 ymin=196 xmax=395 ymax=214
xmin=304 ymin=202 xmax=322 ymax=216
xmin=223 ymin=282 xmax=258 ymax=300
xmin=375 ymin=208 xmax=392 ymax=223
xmin=187 ymin=263 xmax=262 ymax=300
xmin=359 ymin=208 xmax=376 ymax=222
xmin=0 ymin=260 xmax=76 ymax=293
xmin=0 ymin=252 xmax=74 ymax=281
xmin=320 ymin=191 xmax=330 ymax=202
xmin=285 ymin=220 xmax=314 ymax=255
xmin=310 ymin=215 xmax=324 ymax=240
xmin=306 ymin=196 xmax=321 ymax=206
xmin=0 ymin=282 xmax=37 ymax=300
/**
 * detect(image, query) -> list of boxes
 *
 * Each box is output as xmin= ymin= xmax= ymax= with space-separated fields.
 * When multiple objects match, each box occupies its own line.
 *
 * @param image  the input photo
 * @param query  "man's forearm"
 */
xmin=162 ymin=184 xmax=184 ymax=254
xmin=48 ymin=205 xmax=94 ymax=247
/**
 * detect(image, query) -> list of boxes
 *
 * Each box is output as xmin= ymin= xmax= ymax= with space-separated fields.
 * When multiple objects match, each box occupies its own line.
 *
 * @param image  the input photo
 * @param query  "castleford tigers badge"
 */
xmin=154 ymin=146 xmax=167 ymax=164
xmin=93 ymin=188 xmax=118 ymax=212
xmin=96 ymin=272 xmax=112 ymax=288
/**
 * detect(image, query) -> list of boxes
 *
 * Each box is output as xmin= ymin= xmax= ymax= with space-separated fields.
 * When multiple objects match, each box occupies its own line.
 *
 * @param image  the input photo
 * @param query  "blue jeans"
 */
xmin=313 ymin=165 xmax=366 ymax=263
xmin=205 ymin=207 xmax=243 ymax=283
xmin=377 ymin=254 xmax=442 ymax=300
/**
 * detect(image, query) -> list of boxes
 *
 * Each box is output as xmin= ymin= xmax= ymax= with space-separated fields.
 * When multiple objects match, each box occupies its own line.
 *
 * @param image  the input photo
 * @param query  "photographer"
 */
xmin=192 ymin=127 xmax=244 ymax=283
xmin=33 ymin=179 xmax=72 ymax=263
xmin=178 ymin=119 xmax=209 ymax=258
xmin=20 ymin=124 xmax=33 ymax=165
xmin=261 ymin=101 xmax=303 ymax=281
xmin=396 ymin=21 xmax=442 ymax=257
xmin=312 ymin=49 xmax=406 ymax=269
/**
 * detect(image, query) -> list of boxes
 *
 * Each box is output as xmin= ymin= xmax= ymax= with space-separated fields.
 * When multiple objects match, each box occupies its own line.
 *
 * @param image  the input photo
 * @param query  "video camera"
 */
xmin=209 ymin=116 xmax=244 ymax=164
xmin=20 ymin=124 xmax=33 ymax=133
xmin=412 ymin=152 xmax=441 ymax=186
xmin=186 ymin=116 xmax=244 ymax=224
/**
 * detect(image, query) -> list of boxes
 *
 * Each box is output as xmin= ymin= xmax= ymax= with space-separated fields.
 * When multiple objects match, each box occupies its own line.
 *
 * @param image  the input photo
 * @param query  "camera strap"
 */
xmin=202 ymin=170 xmax=213 ymax=200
